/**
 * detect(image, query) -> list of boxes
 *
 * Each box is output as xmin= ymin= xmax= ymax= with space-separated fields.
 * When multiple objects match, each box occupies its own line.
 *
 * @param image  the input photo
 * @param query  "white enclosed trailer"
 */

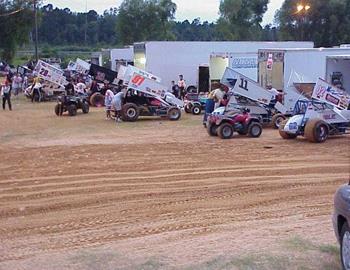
xmin=133 ymin=41 xmax=314 ymax=92
xmin=326 ymin=55 xmax=350 ymax=93
xmin=258 ymin=47 xmax=350 ymax=113
xmin=110 ymin=46 xmax=134 ymax=71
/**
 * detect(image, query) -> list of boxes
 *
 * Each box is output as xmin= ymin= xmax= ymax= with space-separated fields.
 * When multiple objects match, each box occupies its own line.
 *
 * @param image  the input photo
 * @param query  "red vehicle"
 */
xmin=206 ymin=108 xmax=263 ymax=139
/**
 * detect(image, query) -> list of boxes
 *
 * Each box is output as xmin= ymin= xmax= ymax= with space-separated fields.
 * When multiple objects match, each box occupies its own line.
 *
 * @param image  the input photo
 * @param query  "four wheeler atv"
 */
xmin=184 ymin=93 xmax=207 ymax=115
xmin=55 ymin=94 xmax=90 ymax=116
xmin=206 ymin=108 xmax=263 ymax=139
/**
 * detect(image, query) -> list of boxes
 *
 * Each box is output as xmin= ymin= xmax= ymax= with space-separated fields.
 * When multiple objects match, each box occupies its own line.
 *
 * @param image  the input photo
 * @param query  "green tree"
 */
xmin=216 ymin=0 xmax=269 ymax=40
xmin=276 ymin=0 xmax=350 ymax=46
xmin=116 ymin=0 xmax=177 ymax=45
xmin=0 ymin=0 xmax=35 ymax=62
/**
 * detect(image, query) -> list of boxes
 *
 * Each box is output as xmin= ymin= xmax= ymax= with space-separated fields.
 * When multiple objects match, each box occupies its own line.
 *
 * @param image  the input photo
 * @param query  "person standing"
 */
xmin=171 ymin=80 xmax=179 ymax=98
xmin=22 ymin=74 xmax=28 ymax=91
xmin=104 ymin=89 xmax=114 ymax=120
xmin=12 ymin=73 xmax=23 ymax=96
xmin=31 ymin=76 xmax=42 ymax=103
xmin=1 ymin=80 xmax=12 ymax=110
xmin=112 ymin=89 xmax=126 ymax=123
xmin=65 ymin=80 xmax=75 ymax=96
xmin=177 ymin=75 xmax=186 ymax=100
xmin=75 ymin=80 xmax=86 ymax=94
xmin=203 ymin=83 xmax=227 ymax=125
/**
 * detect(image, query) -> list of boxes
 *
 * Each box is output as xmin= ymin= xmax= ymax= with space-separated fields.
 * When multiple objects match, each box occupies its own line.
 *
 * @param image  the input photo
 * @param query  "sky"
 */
xmin=43 ymin=0 xmax=283 ymax=25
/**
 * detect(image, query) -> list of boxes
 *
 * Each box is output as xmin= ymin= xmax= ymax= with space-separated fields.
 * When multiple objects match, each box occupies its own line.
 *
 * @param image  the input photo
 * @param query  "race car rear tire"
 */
xmin=192 ymin=105 xmax=202 ymax=115
xmin=68 ymin=104 xmax=77 ymax=116
xmin=217 ymin=123 xmax=234 ymax=139
xmin=168 ymin=107 xmax=181 ymax=121
xmin=279 ymin=120 xmax=297 ymax=139
xmin=206 ymin=123 xmax=218 ymax=136
xmin=90 ymin=93 xmax=104 ymax=107
xmin=248 ymin=122 xmax=263 ymax=138
xmin=271 ymin=113 xmax=286 ymax=129
xmin=304 ymin=118 xmax=329 ymax=143
xmin=122 ymin=103 xmax=139 ymax=122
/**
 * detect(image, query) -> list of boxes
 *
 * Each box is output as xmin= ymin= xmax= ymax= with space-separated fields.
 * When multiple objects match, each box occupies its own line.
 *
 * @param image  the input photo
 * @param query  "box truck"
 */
xmin=258 ymin=47 xmax=350 ymax=113
xmin=133 ymin=41 xmax=314 ymax=93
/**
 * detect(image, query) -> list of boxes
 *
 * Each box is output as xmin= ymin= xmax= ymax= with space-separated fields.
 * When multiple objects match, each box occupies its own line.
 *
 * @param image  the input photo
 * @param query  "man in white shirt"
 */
xmin=177 ymin=75 xmax=186 ymax=100
xmin=75 ymin=80 xmax=86 ymax=94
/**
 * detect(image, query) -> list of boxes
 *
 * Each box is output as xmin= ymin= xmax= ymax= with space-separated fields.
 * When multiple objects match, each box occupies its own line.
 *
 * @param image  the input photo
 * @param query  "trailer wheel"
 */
xmin=271 ymin=113 xmax=286 ymax=129
xmin=206 ymin=123 xmax=218 ymax=136
xmin=304 ymin=118 xmax=329 ymax=143
xmin=217 ymin=123 xmax=234 ymax=139
xmin=68 ymin=104 xmax=77 ymax=116
xmin=186 ymin=86 xmax=197 ymax=93
xmin=122 ymin=103 xmax=139 ymax=122
xmin=279 ymin=120 xmax=297 ymax=139
xmin=184 ymin=104 xmax=192 ymax=113
xmin=192 ymin=105 xmax=202 ymax=115
xmin=82 ymin=102 xmax=89 ymax=114
xmin=90 ymin=93 xmax=104 ymax=107
xmin=168 ymin=107 xmax=181 ymax=121
xmin=248 ymin=122 xmax=262 ymax=138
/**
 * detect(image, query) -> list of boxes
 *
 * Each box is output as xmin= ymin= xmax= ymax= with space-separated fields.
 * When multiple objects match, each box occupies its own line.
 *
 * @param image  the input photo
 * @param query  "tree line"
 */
xmin=1 ymin=0 xmax=350 ymax=62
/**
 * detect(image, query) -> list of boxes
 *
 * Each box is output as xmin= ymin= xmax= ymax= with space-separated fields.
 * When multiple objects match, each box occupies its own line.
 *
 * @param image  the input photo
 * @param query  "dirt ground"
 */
xmin=0 ymin=97 xmax=349 ymax=270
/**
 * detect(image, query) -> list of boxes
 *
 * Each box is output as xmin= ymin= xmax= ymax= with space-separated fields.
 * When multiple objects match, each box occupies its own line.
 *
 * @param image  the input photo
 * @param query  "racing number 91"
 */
xmin=239 ymin=78 xmax=248 ymax=91
xmin=131 ymin=75 xmax=145 ymax=86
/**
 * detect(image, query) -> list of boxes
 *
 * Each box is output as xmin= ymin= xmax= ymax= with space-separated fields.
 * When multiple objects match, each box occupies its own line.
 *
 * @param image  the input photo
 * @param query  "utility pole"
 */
xmin=34 ymin=0 xmax=39 ymax=62
xmin=84 ymin=0 xmax=87 ymax=45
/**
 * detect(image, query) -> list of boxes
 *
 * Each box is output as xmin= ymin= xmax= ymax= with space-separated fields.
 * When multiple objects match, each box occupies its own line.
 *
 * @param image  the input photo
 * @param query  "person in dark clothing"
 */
xmin=171 ymin=80 xmax=179 ymax=98
xmin=1 ymin=80 xmax=12 ymax=110
xmin=65 ymin=80 xmax=75 ymax=96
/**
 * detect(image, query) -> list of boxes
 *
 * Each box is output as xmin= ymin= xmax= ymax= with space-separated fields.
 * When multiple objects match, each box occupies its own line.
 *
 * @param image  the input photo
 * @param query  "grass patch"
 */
xmin=284 ymin=236 xmax=317 ymax=251
xmin=319 ymin=244 xmax=339 ymax=255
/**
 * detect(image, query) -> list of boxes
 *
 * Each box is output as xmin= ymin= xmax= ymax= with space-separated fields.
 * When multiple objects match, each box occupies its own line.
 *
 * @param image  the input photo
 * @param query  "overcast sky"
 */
xmin=43 ymin=0 xmax=282 ymax=25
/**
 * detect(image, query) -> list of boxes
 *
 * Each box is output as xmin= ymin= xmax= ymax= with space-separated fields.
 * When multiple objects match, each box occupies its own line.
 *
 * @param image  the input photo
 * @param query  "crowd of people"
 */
xmin=0 ymin=71 xmax=29 ymax=111
xmin=170 ymin=74 xmax=187 ymax=100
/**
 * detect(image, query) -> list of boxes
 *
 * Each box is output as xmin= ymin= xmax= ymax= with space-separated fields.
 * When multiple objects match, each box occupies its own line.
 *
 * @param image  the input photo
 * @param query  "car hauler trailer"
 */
xmin=110 ymin=46 xmax=134 ymax=71
xmin=133 ymin=41 xmax=314 ymax=93
xmin=258 ymin=47 xmax=350 ymax=114
xmin=326 ymin=55 xmax=350 ymax=93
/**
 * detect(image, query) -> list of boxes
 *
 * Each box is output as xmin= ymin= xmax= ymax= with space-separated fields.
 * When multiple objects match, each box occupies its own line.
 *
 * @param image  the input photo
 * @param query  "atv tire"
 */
xmin=304 ymin=118 xmax=329 ymax=143
xmin=217 ymin=123 xmax=234 ymax=139
xmin=184 ymin=104 xmax=192 ymax=113
xmin=55 ymin=104 xmax=63 ymax=116
xmin=90 ymin=93 xmax=104 ymax=107
xmin=168 ymin=107 xmax=181 ymax=121
xmin=248 ymin=122 xmax=263 ymax=138
xmin=279 ymin=120 xmax=297 ymax=139
xmin=122 ymin=103 xmax=139 ymax=122
xmin=271 ymin=113 xmax=286 ymax=129
xmin=82 ymin=102 xmax=89 ymax=114
xmin=68 ymin=104 xmax=77 ymax=116
xmin=192 ymin=105 xmax=202 ymax=115
xmin=207 ymin=123 xmax=218 ymax=136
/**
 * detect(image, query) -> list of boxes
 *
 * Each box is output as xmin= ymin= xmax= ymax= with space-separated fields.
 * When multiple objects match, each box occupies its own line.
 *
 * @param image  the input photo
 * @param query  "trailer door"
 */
xmin=198 ymin=66 xmax=209 ymax=93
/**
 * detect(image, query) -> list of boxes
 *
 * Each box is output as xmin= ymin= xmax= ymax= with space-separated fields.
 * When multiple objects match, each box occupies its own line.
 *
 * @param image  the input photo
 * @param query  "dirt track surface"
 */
xmin=0 ymin=98 xmax=349 ymax=269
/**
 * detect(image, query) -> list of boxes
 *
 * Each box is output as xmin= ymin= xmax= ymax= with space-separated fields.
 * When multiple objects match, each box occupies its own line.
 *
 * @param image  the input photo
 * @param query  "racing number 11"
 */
xmin=239 ymin=78 xmax=248 ymax=91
